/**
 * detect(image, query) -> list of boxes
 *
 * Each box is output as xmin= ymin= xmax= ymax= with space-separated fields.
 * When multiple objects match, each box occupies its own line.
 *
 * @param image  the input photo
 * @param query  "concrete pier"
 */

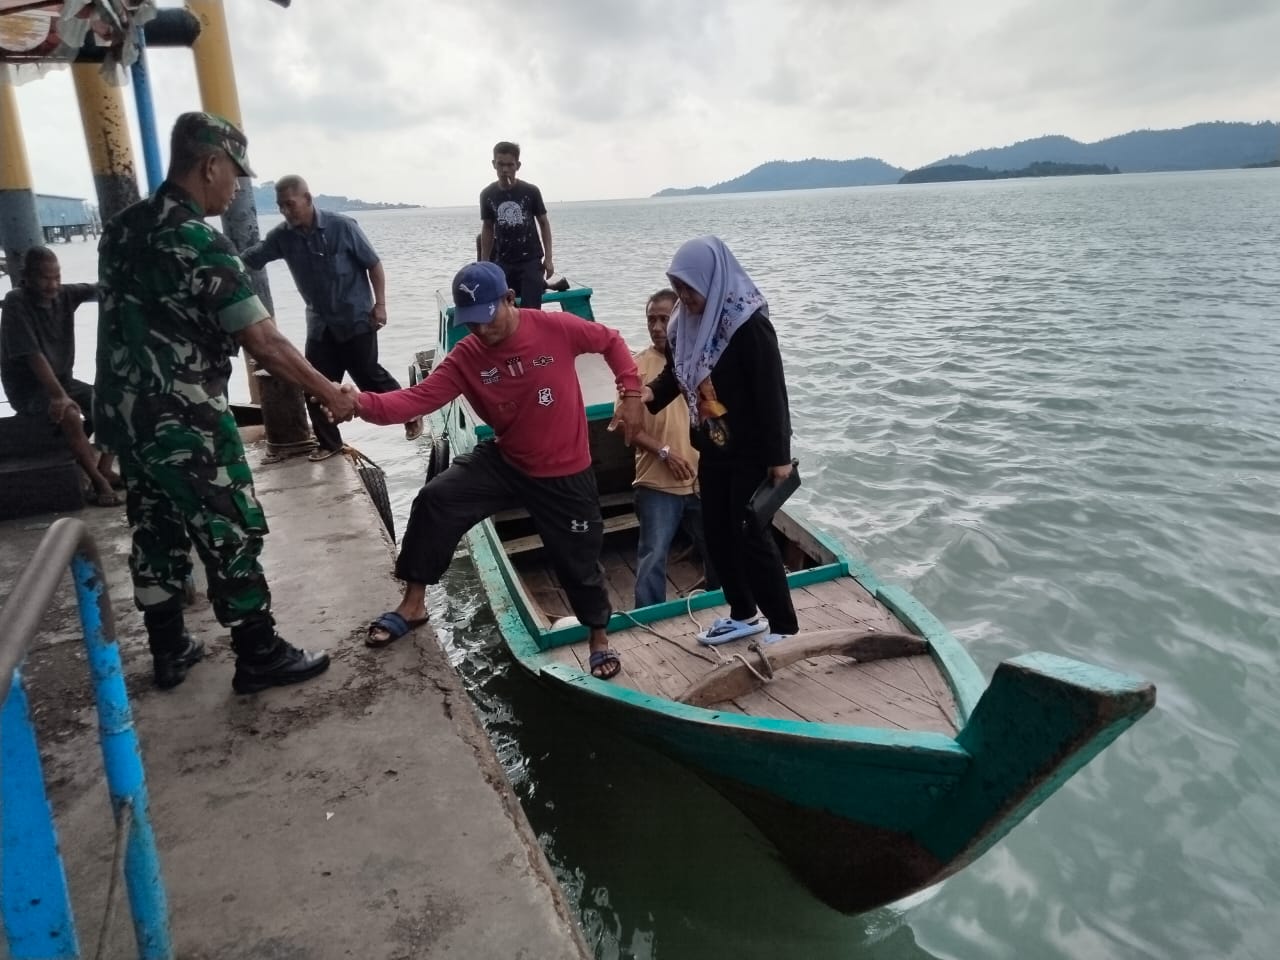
xmin=0 ymin=445 xmax=589 ymax=959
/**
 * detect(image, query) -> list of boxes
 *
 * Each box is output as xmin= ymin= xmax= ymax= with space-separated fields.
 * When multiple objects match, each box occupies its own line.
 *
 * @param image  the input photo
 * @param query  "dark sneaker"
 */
xmin=232 ymin=641 xmax=330 ymax=695
xmin=153 ymin=635 xmax=206 ymax=690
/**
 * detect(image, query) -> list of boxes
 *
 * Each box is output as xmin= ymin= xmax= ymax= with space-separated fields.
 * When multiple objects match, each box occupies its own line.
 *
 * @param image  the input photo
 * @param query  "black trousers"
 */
xmin=305 ymin=326 xmax=403 ymax=450
xmin=501 ymin=259 xmax=546 ymax=309
xmin=396 ymin=441 xmax=611 ymax=629
xmin=698 ymin=459 xmax=799 ymax=635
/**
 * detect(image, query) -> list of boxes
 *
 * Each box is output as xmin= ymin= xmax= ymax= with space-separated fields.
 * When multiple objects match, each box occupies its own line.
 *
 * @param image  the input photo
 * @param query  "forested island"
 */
xmin=251 ymin=182 xmax=420 ymax=213
xmin=899 ymin=161 xmax=1119 ymax=184
xmin=653 ymin=157 xmax=904 ymax=196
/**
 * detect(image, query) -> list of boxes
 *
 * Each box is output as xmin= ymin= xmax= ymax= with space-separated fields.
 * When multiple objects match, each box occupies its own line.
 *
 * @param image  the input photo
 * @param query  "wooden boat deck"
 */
xmin=513 ymin=540 xmax=959 ymax=735
xmin=474 ymin=335 xmax=959 ymax=736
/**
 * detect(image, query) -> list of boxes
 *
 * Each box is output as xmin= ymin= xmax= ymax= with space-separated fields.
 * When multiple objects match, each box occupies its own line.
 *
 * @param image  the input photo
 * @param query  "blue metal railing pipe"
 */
xmin=130 ymin=31 xmax=164 ymax=194
xmin=0 ymin=517 xmax=173 ymax=958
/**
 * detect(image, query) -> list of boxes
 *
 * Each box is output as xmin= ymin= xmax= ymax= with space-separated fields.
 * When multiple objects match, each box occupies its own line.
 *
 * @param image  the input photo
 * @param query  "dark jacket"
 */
xmin=646 ymin=310 xmax=792 ymax=467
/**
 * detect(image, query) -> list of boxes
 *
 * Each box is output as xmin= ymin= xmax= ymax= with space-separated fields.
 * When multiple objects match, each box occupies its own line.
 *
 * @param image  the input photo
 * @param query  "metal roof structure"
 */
xmin=0 ymin=2 xmax=157 ymax=72
xmin=0 ymin=1 xmax=288 ymax=78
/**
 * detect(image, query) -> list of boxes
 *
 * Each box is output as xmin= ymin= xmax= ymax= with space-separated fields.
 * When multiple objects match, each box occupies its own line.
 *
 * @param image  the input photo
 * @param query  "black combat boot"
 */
xmin=230 ymin=616 xmax=330 ymax=695
xmin=144 ymin=603 xmax=206 ymax=690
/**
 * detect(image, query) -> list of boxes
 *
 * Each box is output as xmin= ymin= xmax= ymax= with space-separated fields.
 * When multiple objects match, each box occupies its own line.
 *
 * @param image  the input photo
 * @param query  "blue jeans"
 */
xmin=633 ymin=486 xmax=716 ymax=608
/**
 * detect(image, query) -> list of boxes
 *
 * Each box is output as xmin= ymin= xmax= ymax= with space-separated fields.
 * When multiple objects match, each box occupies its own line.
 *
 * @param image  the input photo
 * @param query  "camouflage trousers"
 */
xmin=119 ymin=411 xmax=272 ymax=628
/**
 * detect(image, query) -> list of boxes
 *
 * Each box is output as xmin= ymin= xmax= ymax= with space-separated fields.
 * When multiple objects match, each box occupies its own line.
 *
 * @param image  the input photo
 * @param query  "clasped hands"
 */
xmin=318 ymin=382 xmax=360 ymax=423
xmin=608 ymin=390 xmax=648 ymax=446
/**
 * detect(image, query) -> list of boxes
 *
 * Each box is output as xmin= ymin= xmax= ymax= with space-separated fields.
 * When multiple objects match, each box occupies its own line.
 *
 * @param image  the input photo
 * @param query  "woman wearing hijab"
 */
xmin=641 ymin=236 xmax=800 ymax=645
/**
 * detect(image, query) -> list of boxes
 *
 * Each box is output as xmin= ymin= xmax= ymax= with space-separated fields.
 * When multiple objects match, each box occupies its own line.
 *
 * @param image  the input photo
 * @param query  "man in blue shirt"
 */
xmin=243 ymin=175 xmax=421 ymax=459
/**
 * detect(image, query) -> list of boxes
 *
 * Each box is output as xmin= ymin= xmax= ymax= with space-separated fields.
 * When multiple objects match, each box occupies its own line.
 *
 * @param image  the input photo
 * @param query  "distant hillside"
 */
xmin=900 ymin=161 xmax=1119 ymax=184
xmin=251 ymin=182 xmax=420 ymax=213
xmin=653 ymin=121 xmax=1278 ymax=198
xmin=653 ymin=157 xmax=905 ymax=197
xmin=933 ymin=121 xmax=1279 ymax=173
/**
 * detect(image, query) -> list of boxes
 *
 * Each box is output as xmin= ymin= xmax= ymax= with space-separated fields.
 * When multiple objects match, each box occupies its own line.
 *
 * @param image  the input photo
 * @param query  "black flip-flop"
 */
xmin=366 ymin=611 xmax=428 ymax=648
xmin=588 ymin=648 xmax=621 ymax=680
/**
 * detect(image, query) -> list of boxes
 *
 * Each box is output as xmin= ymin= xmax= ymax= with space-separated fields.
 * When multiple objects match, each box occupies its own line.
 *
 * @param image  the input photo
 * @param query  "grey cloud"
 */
xmin=226 ymin=0 xmax=481 ymax=132
xmin=463 ymin=0 xmax=727 ymax=124
xmin=25 ymin=0 xmax=1274 ymax=205
xmin=971 ymin=0 xmax=1280 ymax=106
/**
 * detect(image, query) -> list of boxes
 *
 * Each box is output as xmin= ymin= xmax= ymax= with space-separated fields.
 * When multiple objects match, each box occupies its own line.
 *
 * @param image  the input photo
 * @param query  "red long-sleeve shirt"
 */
xmin=357 ymin=308 xmax=641 ymax=477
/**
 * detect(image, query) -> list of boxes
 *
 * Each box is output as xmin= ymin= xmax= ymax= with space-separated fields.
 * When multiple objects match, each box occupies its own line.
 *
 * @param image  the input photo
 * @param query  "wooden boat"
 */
xmin=413 ymin=286 xmax=1156 ymax=914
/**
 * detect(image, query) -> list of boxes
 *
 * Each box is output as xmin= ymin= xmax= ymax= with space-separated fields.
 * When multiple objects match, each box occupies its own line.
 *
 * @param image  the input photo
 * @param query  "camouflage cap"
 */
xmin=171 ymin=111 xmax=255 ymax=178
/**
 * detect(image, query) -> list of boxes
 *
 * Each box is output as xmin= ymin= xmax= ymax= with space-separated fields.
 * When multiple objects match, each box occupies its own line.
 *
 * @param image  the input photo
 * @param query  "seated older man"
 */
xmin=1 ymin=246 xmax=119 ymax=505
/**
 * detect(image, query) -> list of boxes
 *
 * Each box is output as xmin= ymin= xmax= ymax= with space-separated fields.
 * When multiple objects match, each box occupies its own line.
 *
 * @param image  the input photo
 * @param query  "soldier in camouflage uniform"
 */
xmin=95 ymin=112 xmax=355 ymax=693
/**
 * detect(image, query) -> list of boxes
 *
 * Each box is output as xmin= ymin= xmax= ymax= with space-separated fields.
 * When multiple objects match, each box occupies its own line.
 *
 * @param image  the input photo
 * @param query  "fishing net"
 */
xmin=345 ymin=446 xmax=395 ymax=543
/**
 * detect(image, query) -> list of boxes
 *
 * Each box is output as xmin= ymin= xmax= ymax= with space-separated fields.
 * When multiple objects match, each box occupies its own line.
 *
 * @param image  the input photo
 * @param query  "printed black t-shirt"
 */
xmin=480 ymin=180 xmax=547 ymax=266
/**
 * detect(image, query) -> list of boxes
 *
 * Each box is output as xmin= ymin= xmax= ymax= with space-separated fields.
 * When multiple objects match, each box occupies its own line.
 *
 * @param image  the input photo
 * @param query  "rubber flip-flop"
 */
xmin=588 ymin=648 xmax=621 ymax=680
xmin=696 ymin=616 xmax=766 ymax=646
xmin=366 ymin=611 xmax=428 ymax=648
xmin=309 ymin=446 xmax=344 ymax=462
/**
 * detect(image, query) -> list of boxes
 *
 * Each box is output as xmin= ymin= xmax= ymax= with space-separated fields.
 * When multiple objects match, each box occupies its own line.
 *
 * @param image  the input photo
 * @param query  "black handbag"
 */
xmin=746 ymin=460 xmax=800 ymax=530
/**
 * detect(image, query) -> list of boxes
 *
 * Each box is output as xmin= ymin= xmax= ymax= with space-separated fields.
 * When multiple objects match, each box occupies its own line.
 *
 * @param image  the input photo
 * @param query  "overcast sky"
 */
xmin=9 ymin=0 xmax=1278 ymax=207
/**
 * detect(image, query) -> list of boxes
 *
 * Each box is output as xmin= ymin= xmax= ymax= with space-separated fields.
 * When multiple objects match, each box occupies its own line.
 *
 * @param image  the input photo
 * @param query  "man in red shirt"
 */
xmin=346 ymin=261 xmax=645 ymax=680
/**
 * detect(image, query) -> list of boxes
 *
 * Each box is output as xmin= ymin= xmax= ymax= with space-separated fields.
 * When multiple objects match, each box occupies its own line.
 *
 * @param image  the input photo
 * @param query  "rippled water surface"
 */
xmin=27 ymin=170 xmax=1280 ymax=959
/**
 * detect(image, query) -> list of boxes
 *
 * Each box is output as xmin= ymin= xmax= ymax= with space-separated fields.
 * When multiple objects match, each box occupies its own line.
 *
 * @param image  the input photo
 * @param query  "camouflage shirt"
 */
xmin=94 ymin=182 xmax=270 ymax=455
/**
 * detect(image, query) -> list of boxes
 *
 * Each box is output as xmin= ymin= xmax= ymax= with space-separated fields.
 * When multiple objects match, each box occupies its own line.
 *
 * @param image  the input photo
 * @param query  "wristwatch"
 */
xmin=658 ymin=445 xmax=670 ymax=461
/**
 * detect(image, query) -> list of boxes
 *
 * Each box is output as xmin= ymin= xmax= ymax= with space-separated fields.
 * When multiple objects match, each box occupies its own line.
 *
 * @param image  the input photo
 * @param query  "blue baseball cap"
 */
xmin=451 ymin=261 xmax=510 ymax=327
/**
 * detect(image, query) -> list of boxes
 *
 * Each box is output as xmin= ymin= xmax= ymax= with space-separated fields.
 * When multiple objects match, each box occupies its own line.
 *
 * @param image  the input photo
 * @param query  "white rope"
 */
xmin=613 ymin=587 xmax=724 ymax=665
xmin=726 ymin=652 xmax=774 ymax=686
xmin=94 ymin=800 xmax=133 ymax=960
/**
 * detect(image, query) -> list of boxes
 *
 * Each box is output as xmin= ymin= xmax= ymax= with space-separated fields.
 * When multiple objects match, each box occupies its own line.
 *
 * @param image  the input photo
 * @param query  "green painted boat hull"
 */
xmin=421 ymin=290 xmax=1156 ymax=913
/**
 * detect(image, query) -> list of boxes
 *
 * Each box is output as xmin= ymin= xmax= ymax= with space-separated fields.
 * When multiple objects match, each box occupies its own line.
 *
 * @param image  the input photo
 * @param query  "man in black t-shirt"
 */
xmin=0 ymin=246 xmax=119 ymax=505
xmin=479 ymin=141 xmax=554 ymax=309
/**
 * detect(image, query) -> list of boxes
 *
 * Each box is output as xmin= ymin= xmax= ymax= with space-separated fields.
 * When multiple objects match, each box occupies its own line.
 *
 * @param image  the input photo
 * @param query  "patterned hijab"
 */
xmin=666 ymin=236 xmax=768 ymax=424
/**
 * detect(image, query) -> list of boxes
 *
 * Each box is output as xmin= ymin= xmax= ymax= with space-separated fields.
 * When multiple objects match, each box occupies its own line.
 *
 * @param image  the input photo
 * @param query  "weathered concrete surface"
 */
xmin=0 ymin=446 xmax=589 ymax=959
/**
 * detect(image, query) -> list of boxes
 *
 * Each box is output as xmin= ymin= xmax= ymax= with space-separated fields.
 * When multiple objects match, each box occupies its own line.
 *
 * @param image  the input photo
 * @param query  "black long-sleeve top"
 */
xmin=646 ymin=310 xmax=792 ymax=467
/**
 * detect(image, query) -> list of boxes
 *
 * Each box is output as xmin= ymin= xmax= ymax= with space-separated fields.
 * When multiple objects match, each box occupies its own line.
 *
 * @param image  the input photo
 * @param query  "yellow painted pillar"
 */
xmin=0 ymin=66 xmax=43 ymax=286
xmin=186 ymin=0 xmax=307 ymax=435
xmin=187 ymin=0 xmax=245 ymax=126
xmin=71 ymin=64 xmax=142 ymax=222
